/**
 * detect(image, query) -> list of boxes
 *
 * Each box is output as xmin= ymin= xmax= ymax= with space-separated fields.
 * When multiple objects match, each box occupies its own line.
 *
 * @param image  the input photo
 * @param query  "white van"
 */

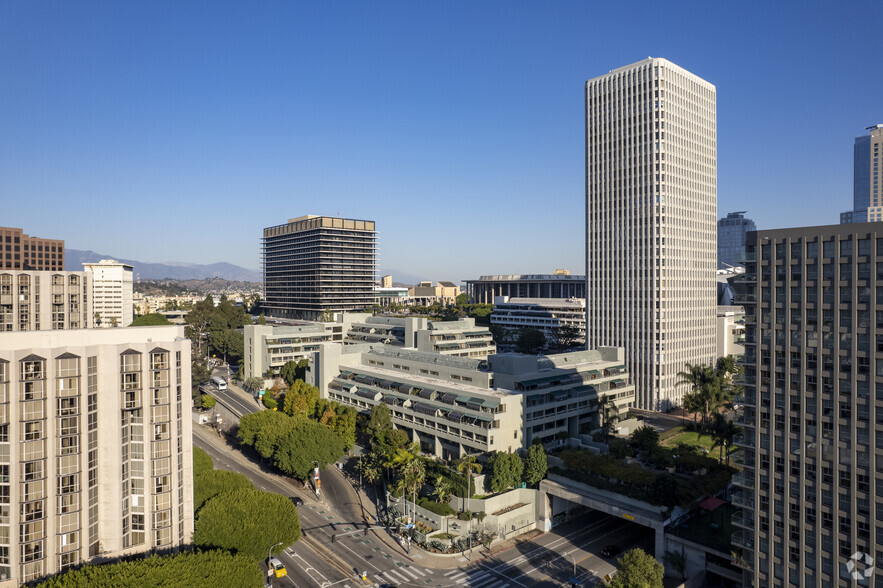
xmin=211 ymin=376 xmax=227 ymax=391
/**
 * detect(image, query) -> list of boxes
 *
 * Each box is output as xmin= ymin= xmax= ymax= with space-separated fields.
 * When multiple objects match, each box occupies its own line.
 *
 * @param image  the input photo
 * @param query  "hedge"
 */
xmin=417 ymin=497 xmax=455 ymax=516
xmin=36 ymin=550 xmax=263 ymax=588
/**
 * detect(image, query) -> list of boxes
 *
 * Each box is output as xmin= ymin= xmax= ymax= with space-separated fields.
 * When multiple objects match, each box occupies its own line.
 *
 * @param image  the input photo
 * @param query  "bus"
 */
xmin=211 ymin=376 xmax=227 ymax=391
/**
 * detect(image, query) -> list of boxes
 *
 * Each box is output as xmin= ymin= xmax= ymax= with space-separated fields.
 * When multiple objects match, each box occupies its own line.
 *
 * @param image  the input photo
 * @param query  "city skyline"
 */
xmin=1 ymin=1 xmax=881 ymax=280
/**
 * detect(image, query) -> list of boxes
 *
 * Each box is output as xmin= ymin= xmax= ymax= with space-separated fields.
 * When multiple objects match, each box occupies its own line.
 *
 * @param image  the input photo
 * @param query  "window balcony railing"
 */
xmin=731 ymin=510 xmax=755 ymax=531
xmin=731 ymin=530 xmax=754 ymax=550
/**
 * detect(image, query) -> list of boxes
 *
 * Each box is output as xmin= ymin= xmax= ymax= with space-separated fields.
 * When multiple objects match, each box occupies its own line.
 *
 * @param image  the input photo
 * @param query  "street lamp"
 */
xmin=266 ymin=540 xmax=283 ymax=585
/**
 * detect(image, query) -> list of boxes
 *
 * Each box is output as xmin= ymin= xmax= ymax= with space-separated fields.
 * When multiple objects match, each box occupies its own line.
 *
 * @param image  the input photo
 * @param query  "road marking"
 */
xmin=384 ymin=569 xmax=409 ymax=583
xmin=443 ymin=569 xmax=461 ymax=577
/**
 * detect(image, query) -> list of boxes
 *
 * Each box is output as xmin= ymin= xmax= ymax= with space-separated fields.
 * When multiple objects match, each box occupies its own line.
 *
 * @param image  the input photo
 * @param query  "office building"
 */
xmin=733 ymin=223 xmax=882 ymax=586
xmin=310 ymin=345 xmax=633 ymax=459
xmin=490 ymin=297 xmax=586 ymax=344
xmin=585 ymin=57 xmax=717 ymax=410
xmin=465 ymin=272 xmax=585 ymax=304
xmin=408 ymin=281 xmax=460 ymax=306
xmin=718 ymin=211 xmax=756 ymax=269
xmin=841 ymin=125 xmax=883 ymax=224
xmin=244 ymin=315 xmax=495 ymax=380
xmin=0 ymin=326 xmax=193 ymax=585
xmin=83 ymin=261 xmax=134 ymax=328
xmin=262 ymin=215 xmax=377 ymax=321
xmin=0 ymin=228 xmax=64 ymax=272
xmin=0 ymin=272 xmax=92 ymax=332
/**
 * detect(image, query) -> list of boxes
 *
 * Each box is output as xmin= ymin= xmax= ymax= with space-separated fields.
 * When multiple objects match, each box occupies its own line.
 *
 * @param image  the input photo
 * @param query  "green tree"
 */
xmin=194 ymin=469 xmax=254 ymax=512
xmin=272 ymin=418 xmax=347 ymax=479
xmin=599 ymin=394 xmax=620 ymax=442
xmin=282 ymin=379 xmax=320 ymax=417
xmin=129 ymin=313 xmax=173 ymax=326
xmin=280 ymin=360 xmax=300 ymax=386
xmin=710 ymin=412 xmax=741 ymax=466
xmin=516 ymin=328 xmax=546 ymax=354
xmin=523 ymin=443 xmax=548 ymax=486
xmin=200 ymin=394 xmax=217 ymax=410
xmin=553 ymin=323 xmax=582 ymax=349
xmin=238 ymin=410 xmax=292 ymax=459
xmin=37 ymin=550 xmax=264 ymax=588
xmin=194 ymin=487 xmax=300 ymax=560
xmin=243 ymin=376 xmax=264 ymax=393
xmin=456 ymin=455 xmax=482 ymax=498
xmin=193 ymin=447 xmax=214 ymax=478
xmin=262 ymin=394 xmax=278 ymax=410
xmin=487 ymin=452 xmax=524 ymax=493
xmin=432 ymin=475 xmax=454 ymax=504
xmin=365 ymin=403 xmax=393 ymax=442
xmin=257 ymin=313 xmax=267 ymax=325
xmin=609 ymin=547 xmax=664 ymax=588
xmin=630 ymin=425 xmax=660 ymax=452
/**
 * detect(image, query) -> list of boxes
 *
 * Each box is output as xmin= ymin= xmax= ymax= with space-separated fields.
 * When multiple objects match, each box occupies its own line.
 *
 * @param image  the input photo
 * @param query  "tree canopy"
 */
xmin=365 ymin=403 xmax=393 ymax=442
xmin=194 ymin=469 xmax=254 ymax=512
xmin=523 ymin=443 xmax=548 ymax=487
xmin=36 ymin=550 xmax=264 ymax=588
xmin=609 ymin=547 xmax=664 ymax=588
xmin=516 ymin=328 xmax=546 ymax=354
xmin=487 ymin=451 xmax=523 ymax=493
xmin=193 ymin=447 xmax=214 ymax=478
xmin=194 ymin=487 xmax=301 ymax=560
xmin=129 ymin=313 xmax=173 ymax=326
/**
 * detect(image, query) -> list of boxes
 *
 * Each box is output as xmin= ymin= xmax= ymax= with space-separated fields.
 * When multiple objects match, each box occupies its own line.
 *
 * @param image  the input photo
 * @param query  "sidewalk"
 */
xmin=335 ymin=455 xmax=546 ymax=570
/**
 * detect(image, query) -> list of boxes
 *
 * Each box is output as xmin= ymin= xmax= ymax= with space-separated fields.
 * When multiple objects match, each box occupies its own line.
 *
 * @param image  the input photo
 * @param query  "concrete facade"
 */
xmin=465 ymin=273 xmax=586 ymax=305
xmin=716 ymin=305 xmax=745 ymax=359
xmin=309 ymin=345 xmax=634 ymax=459
xmin=0 ymin=326 xmax=193 ymax=585
xmin=408 ymin=281 xmax=460 ymax=306
xmin=0 ymin=272 xmax=93 ymax=332
xmin=585 ymin=57 xmax=717 ymax=411
xmin=83 ymin=260 xmax=134 ymax=329
xmin=490 ymin=297 xmax=586 ymax=343
xmin=734 ymin=223 xmax=883 ymax=586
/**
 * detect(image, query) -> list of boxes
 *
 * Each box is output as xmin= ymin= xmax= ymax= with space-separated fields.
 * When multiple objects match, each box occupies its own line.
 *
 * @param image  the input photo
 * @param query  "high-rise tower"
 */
xmin=841 ymin=125 xmax=883 ymax=224
xmin=585 ymin=58 xmax=717 ymax=410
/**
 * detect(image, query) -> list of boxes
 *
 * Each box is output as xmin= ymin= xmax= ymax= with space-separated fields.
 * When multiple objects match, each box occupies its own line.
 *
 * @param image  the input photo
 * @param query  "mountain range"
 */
xmin=65 ymin=249 xmax=428 ymax=285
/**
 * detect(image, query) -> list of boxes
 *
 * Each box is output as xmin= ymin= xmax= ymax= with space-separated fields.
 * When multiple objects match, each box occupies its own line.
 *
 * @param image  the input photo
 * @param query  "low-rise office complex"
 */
xmin=464 ymin=272 xmax=586 ymax=304
xmin=244 ymin=315 xmax=495 ymax=380
xmin=490 ymin=297 xmax=586 ymax=343
xmin=309 ymin=345 xmax=633 ymax=459
xmin=0 ymin=326 xmax=193 ymax=585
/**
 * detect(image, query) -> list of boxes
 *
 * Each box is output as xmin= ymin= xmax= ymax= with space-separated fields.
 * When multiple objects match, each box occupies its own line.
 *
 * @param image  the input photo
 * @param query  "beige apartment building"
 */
xmin=0 ymin=228 xmax=64 ymax=272
xmin=0 ymin=326 xmax=193 ymax=585
xmin=0 ymin=272 xmax=92 ymax=332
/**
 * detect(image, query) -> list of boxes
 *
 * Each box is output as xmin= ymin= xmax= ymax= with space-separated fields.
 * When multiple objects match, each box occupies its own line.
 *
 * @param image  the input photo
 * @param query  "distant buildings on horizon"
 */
xmin=840 ymin=124 xmax=883 ymax=224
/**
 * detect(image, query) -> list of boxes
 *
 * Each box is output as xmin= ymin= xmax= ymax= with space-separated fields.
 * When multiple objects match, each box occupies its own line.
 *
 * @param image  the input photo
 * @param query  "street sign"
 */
xmin=622 ymin=513 xmax=635 ymax=521
xmin=314 ymin=467 xmax=320 ymax=479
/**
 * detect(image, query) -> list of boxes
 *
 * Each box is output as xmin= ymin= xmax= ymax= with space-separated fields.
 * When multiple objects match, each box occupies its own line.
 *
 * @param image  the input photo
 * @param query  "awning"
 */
xmin=355 ymin=389 xmax=378 ymax=400
xmin=519 ymin=375 xmax=560 ymax=387
xmin=381 ymin=396 xmax=397 ymax=405
xmin=435 ymin=342 xmax=461 ymax=349
xmin=379 ymin=380 xmax=395 ymax=389
xmin=410 ymin=402 xmax=437 ymax=416
xmin=698 ymin=496 xmax=726 ymax=512
xmin=339 ymin=370 xmax=354 ymax=378
xmin=463 ymin=331 xmax=489 ymax=336
xmin=398 ymin=384 xmax=413 ymax=394
xmin=446 ymin=411 xmax=465 ymax=421
xmin=481 ymin=399 xmax=500 ymax=409
xmin=418 ymin=388 xmax=435 ymax=400
xmin=475 ymin=414 xmax=493 ymax=422
xmin=456 ymin=395 xmax=472 ymax=403
xmin=439 ymin=393 xmax=457 ymax=405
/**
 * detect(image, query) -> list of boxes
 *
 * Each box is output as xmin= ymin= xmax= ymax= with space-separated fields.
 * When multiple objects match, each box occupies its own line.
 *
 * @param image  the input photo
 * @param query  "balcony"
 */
xmin=731 ymin=471 xmax=754 ymax=489
xmin=732 ymin=552 xmax=754 ymax=571
xmin=731 ymin=510 xmax=755 ymax=531
xmin=731 ymin=490 xmax=755 ymax=510
xmin=734 ymin=453 xmax=755 ymax=469
xmin=733 ymin=433 xmax=755 ymax=449
xmin=733 ymin=293 xmax=756 ymax=305
xmin=733 ymin=391 xmax=755 ymax=406
xmin=731 ymin=530 xmax=754 ymax=550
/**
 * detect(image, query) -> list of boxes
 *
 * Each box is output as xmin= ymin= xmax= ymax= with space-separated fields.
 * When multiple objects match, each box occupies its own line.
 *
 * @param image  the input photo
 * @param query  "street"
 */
xmin=194 ymin=375 xmax=651 ymax=587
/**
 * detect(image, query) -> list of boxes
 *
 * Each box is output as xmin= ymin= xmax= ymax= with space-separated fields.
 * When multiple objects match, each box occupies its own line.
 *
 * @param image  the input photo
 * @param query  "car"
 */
xmin=600 ymin=545 xmax=622 ymax=558
xmin=292 ymin=496 xmax=304 ymax=506
xmin=268 ymin=557 xmax=287 ymax=578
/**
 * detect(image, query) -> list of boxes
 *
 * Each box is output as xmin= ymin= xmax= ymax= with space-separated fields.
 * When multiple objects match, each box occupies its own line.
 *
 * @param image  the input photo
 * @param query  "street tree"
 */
xmin=194 ymin=487 xmax=301 ymax=560
xmin=200 ymin=394 xmax=217 ymax=411
xmin=243 ymin=376 xmax=264 ymax=393
xmin=193 ymin=447 xmax=214 ymax=478
xmin=630 ymin=425 xmax=660 ymax=453
xmin=457 ymin=455 xmax=482 ymax=498
xmin=272 ymin=418 xmax=346 ymax=479
xmin=129 ymin=313 xmax=172 ymax=326
xmin=194 ymin=469 xmax=254 ymax=512
xmin=516 ymin=328 xmax=546 ymax=354
xmin=523 ymin=443 xmax=548 ymax=487
xmin=282 ymin=379 xmax=320 ymax=417
xmin=365 ymin=403 xmax=393 ymax=442
xmin=609 ymin=547 xmax=664 ymax=588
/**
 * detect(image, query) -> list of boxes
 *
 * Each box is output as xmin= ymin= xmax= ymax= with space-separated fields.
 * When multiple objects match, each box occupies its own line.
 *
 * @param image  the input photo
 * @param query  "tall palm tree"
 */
xmin=457 ymin=455 xmax=482 ymax=504
xmin=710 ymin=413 xmax=741 ymax=466
xmin=677 ymin=363 xmax=719 ymax=433
xmin=432 ymin=475 xmax=453 ymax=504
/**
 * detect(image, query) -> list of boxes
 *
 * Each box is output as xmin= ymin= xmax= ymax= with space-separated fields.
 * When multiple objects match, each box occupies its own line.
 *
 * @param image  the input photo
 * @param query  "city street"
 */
xmin=194 ymin=378 xmax=651 ymax=587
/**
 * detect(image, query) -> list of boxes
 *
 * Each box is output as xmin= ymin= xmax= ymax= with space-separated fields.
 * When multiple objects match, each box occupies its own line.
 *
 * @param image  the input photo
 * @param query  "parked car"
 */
xmin=292 ymin=496 xmax=304 ymax=507
xmin=600 ymin=545 xmax=622 ymax=558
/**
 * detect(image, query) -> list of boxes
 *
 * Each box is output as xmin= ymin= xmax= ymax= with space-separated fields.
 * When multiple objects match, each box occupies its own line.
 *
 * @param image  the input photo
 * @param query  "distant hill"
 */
xmin=66 ymin=249 xmax=261 ymax=282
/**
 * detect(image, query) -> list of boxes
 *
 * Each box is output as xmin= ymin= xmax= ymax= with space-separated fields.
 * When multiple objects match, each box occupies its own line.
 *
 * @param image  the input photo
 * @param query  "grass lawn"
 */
xmin=661 ymin=431 xmax=736 ymax=455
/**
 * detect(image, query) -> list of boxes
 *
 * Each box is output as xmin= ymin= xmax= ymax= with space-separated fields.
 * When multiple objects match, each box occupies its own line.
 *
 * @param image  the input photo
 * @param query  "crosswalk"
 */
xmin=334 ymin=563 xmax=516 ymax=588
xmin=437 ymin=566 xmax=511 ymax=587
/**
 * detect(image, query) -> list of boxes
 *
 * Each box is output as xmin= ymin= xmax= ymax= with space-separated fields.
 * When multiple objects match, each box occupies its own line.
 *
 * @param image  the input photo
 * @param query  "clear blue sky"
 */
xmin=1 ymin=1 xmax=881 ymax=282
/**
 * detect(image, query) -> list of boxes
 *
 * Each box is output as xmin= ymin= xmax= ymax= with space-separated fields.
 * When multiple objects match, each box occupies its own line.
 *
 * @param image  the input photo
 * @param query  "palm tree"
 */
xmin=710 ymin=413 xmax=741 ymax=466
xmin=682 ymin=391 xmax=702 ymax=430
xmin=457 ymin=455 xmax=482 ymax=504
xmin=598 ymin=395 xmax=620 ymax=442
xmin=677 ymin=363 xmax=719 ymax=433
xmin=432 ymin=475 xmax=453 ymax=504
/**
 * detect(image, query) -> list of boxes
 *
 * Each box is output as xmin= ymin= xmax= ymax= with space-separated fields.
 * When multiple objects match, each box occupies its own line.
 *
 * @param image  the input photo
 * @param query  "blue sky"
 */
xmin=1 ymin=1 xmax=881 ymax=282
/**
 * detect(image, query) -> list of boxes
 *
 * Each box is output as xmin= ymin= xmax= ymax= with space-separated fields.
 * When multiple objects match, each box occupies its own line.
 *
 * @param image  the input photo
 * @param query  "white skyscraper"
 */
xmin=585 ymin=57 xmax=717 ymax=410
xmin=83 ymin=260 xmax=134 ymax=328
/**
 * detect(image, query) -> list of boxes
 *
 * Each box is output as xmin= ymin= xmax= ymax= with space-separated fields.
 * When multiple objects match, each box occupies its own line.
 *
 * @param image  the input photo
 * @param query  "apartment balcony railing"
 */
xmin=731 ymin=471 xmax=754 ymax=489
xmin=732 ymin=552 xmax=754 ymax=571
xmin=731 ymin=490 xmax=755 ymax=510
xmin=731 ymin=530 xmax=754 ymax=550
xmin=733 ymin=391 xmax=755 ymax=406
xmin=731 ymin=510 xmax=755 ymax=531
xmin=733 ymin=293 xmax=757 ymax=305
xmin=733 ymin=433 xmax=755 ymax=449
